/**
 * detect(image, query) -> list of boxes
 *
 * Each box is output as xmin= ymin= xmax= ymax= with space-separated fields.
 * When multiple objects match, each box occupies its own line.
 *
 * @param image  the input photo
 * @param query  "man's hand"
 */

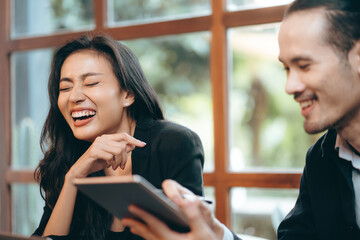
xmin=121 ymin=180 xmax=224 ymax=240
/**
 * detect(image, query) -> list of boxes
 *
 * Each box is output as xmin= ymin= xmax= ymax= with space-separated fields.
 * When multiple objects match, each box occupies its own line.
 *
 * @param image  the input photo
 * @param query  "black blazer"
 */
xmin=33 ymin=115 xmax=204 ymax=240
xmin=132 ymin=115 xmax=204 ymax=195
xmin=278 ymin=129 xmax=360 ymax=240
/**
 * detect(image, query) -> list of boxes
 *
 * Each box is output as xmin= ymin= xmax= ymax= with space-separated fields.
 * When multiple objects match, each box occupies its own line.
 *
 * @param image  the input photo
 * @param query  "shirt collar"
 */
xmin=335 ymin=134 xmax=360 ymax=170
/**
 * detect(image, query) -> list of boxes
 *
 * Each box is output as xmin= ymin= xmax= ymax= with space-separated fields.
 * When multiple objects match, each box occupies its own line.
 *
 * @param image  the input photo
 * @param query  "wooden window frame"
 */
xmin=0 ymin=0 xmax=301 ymax=232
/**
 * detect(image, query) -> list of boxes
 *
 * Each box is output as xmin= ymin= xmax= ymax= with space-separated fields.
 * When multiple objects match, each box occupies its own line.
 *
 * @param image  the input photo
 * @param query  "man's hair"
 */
xmin=285 ymin=0 xmax=360 ymax=56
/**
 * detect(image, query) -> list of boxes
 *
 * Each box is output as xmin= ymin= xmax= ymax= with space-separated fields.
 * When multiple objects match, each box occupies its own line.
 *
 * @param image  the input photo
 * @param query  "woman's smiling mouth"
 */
xmin=71 ymin=110 xmax=96 ymax=124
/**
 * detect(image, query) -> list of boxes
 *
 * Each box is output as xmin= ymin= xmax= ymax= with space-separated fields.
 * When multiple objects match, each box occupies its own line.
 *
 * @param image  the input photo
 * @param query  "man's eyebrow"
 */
xmin=278 ymin=56 xmax=312 ymax=64
xmin=291 ymin=56 xmax=312 ymax=63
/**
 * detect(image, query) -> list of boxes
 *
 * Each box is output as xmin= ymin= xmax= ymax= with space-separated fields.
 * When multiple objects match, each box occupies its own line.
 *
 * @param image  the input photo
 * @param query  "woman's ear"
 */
xmin=123 ymin=91 xmax=135 ymax=107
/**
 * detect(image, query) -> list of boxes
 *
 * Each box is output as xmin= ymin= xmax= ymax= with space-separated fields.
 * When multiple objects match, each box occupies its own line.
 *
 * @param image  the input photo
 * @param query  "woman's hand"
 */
xmin=68 ymin=132 xmax=146 ymax=179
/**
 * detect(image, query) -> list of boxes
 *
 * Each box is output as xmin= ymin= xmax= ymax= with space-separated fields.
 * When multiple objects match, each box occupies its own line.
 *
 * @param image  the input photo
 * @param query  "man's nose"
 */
xmin=69 ymin=85 xmax=86 ymax=103
xmin=285 ymin=71 xmax=306 ymax=95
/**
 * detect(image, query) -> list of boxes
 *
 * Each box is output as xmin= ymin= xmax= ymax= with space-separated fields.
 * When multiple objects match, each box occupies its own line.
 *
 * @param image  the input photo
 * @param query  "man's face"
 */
xmin=278 ymin=8 xmax=360 ymax=134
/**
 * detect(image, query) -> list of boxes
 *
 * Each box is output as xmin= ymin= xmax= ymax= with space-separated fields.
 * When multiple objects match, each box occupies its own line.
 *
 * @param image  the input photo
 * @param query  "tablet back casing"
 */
xmin=74 ymin=175 xmax=190 ymax=232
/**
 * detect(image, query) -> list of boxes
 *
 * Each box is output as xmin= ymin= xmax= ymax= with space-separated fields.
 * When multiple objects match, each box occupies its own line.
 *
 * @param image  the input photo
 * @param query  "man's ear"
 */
xmin=123 ymin=91 xmax=135 ymax=107
xmin=349 ymin=40 xmax=360 ymax=76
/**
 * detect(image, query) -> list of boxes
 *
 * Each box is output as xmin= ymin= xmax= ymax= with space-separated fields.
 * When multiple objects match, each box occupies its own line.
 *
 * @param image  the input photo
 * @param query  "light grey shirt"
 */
xmin=223 ymin=223 xmax=234 ymax=240
xmin=335 ymin=135 xmax=360 ymax=228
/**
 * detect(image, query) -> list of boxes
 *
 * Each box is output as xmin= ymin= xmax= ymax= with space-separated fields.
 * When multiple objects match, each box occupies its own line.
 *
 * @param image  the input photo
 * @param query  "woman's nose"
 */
xmin=69 ymin=85 xmax=86 ymax=103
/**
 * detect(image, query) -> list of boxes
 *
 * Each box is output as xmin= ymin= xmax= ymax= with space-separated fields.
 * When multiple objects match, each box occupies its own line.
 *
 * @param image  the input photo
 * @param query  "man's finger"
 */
xmin=127 ymin=205 xmax=182 ymax=238
xmin=162 ymin=179 xmax=193 ymax=205
xmin=182 ymin=199 xmax=211 ymax=232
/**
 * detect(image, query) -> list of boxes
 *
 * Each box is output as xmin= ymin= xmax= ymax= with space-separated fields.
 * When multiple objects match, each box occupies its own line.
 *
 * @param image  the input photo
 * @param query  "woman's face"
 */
xmin=58 ymin=50 xmax=132 ymax=142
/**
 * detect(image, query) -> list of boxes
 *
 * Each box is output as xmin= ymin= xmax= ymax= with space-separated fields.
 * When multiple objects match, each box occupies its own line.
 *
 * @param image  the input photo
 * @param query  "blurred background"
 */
xmin=0 ymin=0 xmax=322 ymax=239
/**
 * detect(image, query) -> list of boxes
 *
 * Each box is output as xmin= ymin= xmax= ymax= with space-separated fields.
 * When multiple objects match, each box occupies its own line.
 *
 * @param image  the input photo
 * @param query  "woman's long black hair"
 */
xmin=34 ymin=34 xmax=164 ymax=240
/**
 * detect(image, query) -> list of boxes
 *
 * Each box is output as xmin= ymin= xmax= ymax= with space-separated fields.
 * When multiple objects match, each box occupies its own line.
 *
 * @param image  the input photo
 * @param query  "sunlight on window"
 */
xmin=11 ymin=0 xmax=94 ymax=38
xmin=231 ymin=187 xmax=298 ymax=240
xmin=228 ymin=0 xmax=293 ymax=11
xmin=108 ymin=0 xmax=211 ymax=26
xmin=11 ymin=184 xmax=44 ymax=236
xmin=11 ymin=49 xmax=52 ymax=169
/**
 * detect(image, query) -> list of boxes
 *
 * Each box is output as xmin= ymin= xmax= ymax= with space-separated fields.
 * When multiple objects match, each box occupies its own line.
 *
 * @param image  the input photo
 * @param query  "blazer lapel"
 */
xmin=132 ymin=116 xmax=153 ymax=179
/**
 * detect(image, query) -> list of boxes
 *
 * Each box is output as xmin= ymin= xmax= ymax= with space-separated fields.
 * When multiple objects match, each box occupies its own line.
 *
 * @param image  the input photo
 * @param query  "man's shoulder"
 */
xmin=305 ymin=129 xmax=337 ymax=163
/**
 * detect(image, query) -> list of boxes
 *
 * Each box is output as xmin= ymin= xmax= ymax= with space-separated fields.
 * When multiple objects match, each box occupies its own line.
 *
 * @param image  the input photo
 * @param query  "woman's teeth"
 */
xmin=72 ymin=111 xmax=96 ymax=121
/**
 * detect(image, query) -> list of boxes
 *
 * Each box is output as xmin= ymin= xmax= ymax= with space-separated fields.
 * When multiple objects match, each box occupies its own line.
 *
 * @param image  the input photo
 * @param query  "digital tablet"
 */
xmin=73 ymin=175 xmax=190 ymax=232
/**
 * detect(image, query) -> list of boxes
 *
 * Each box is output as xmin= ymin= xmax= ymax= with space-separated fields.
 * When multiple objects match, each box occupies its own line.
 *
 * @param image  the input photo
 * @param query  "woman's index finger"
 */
xmin=109 ymin=132 xmax=146 ymax=147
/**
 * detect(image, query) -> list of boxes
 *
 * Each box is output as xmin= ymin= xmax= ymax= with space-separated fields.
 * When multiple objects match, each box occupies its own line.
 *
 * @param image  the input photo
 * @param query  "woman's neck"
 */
xmin=117 ymin=114 xmax=136 ymax=136
xmin=104 ymin=115 xmax=135 ymax=177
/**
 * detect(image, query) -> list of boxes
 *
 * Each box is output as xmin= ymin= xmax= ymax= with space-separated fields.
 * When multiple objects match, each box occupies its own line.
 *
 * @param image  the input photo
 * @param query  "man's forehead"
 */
xmin=278 ymin=8 xmax=330 ymax=59
xmin=281 ymin=7 xmax=329 ymax=32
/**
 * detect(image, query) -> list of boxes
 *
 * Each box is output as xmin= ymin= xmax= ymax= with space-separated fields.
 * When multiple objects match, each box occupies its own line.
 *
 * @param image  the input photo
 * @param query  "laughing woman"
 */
xmin=32 ymin=35 xmax=204 ymax=240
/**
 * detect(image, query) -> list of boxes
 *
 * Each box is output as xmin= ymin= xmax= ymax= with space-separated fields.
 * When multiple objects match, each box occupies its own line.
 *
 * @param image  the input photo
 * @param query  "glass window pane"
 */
xmin=108 ymin=0 xmax=211 ymax=26
xmin=231 ymin=187 xmax=298 ymax=240
xmin=123 ymin=32 xmax=214 ymax=172
xmin=11 ymin=49 xmax=53 ymax=169
xmin=11 ymin=183 xmax=44 ymax=236
xmin=228 ymin=24 xmax=321 ymax=171
xmin=11 ymin=0 xmax=94 ymax=38
xmin=227 ymin=0 xmax=293 ymax=11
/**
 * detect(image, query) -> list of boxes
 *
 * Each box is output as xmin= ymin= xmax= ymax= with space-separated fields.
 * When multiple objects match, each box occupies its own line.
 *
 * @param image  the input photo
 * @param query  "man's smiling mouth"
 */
xmin=300 ymin=99 xmax=314 ymax=109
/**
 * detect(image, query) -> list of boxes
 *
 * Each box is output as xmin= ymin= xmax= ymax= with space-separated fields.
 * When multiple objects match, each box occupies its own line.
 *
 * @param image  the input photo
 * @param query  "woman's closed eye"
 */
xmin=59 ymin=87 xmax=72 ymax=92
xmin=85 ymin=82 xmax=99 ymax=87
xmin=59 ymin=83 xmax=73 ymax=92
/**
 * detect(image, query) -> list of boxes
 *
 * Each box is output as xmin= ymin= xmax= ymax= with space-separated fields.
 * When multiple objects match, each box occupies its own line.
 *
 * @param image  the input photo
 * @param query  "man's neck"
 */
xmin=337 ymin=124 xmax=360 ymax=154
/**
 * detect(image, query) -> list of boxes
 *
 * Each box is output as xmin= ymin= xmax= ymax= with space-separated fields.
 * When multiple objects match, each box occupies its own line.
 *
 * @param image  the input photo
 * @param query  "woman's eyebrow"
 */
xmin=59 ymin=72 xmax=103 ymax=82
xmin=59 ymin=77 xmax=72 ymax=83
xmin=81 ymin=72 xmax=103 ymax=80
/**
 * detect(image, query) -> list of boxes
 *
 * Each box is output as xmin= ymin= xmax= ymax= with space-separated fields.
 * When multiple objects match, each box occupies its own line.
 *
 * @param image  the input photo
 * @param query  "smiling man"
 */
xmin=121 ymin=1 xmax=360 ymax=240
xmin=277 ymin=0 xmax=360 ymax=239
